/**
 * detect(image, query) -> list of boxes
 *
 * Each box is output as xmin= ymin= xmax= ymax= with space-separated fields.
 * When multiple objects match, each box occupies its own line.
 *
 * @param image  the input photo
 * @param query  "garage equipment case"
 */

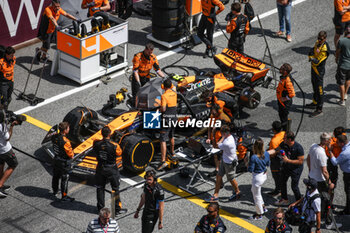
xmin=56 ymin=15 xmax=128 ymax=84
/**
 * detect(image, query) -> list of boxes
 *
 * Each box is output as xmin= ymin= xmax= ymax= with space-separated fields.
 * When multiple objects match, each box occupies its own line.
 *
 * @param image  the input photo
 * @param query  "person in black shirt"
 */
xmin=93 ymin=126 xmax=126 ymax=215
xmin=195 ymin=202 xmax=227 ymax=233
xmin=51 ymin=122 xmax=75 ymax=201
xmin=275 ymin=131 xmax=304 ymax=206
xmin=134 ymin=169 xmax=165 ymax=233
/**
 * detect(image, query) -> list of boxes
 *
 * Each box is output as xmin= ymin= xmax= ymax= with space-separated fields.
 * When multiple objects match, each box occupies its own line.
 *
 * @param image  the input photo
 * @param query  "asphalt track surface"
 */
xmin=1 ymin=0 xmax=350 ymax=232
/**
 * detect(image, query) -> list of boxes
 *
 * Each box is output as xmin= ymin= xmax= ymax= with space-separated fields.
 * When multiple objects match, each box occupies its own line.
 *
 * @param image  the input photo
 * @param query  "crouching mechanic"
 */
xmin=195 ymin=202 xmax=227 ymax=233
xmin=134 ymin=170 xmax=165 ymax=233
xmin=93 ymin=126 xmax=127 ymax=215
xmin=81 ymin=0 xmax=111 ymax=17
xmin=289 ymin=178 xmax=321 ymax=233
xmin=51 ymin=122 xmax=75 ymax=201
xmin=37 ymin=0 xmax=78 ymax=62
xmin=0 ymin=108 xmax=18 ymax=197
xmin=0 ymin=47 xmax=16 ymax=111
xmin=132 ymin=43 xmax=165 ymax=106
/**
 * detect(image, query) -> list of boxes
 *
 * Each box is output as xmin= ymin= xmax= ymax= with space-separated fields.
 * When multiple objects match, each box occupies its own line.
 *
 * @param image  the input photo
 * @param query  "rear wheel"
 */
xmin=120 ymin=134 xmax=154 ymax=173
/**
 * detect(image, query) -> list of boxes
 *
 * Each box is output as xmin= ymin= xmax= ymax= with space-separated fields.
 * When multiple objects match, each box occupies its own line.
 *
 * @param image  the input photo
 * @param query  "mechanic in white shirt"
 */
xmin=205 ymin=125 xmax=241 ymax=202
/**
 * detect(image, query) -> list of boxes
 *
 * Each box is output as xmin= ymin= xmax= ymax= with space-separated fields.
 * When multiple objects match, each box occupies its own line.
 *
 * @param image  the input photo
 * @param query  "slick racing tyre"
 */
xmin=120 ymin=134 xmax=154 ymax=173
xmin=152 ymin=6 xmax=185 ymax=28
xmin=152 ymin=24 xmax=184 ymax=42
xmin=63 ymin=106 xmax=99 ymax=145
xmin=152 ymin=0 xmax=184 ymax=9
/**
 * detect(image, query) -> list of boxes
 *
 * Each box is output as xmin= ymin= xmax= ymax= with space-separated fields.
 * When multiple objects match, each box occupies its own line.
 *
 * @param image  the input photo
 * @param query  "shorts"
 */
xmin=42 ymin=33 xmax=53 ymax=50
xmin=160 ymin=118 xmax=175 ymax=142
xmin=218 ymin=160 xmax=236 ymax=181
xmin=336 ymin=67 xmax=350 ymax=85
xmin=0 ymin=149 xmax=18 ymax=168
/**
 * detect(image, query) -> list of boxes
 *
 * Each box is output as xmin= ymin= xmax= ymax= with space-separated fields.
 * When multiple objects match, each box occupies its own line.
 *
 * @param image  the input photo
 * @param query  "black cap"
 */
xmin=303 ymin=178 xmax=318 ymax=190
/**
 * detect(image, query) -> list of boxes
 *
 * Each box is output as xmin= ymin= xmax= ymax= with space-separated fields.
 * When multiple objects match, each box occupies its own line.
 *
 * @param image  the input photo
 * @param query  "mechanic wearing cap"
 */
xmin=37 ymin=0 xmax=78 ymax=62
xmin=276 ymin=63 xmax=294 ymax=131
xmin=307 ymin=133 xmax=342 ymax=229
xmin=335 ymin=26 xmax=350 ymax=106
xmin=51 ymin=122 xmax=75 ymax=201
xmin=158 ymin=79 xmax=177 ymax=171
xmin=329 ymin=134 xmax=350 ymax=216
xmin=195 ymin=202 xmax=226 ymax=233
xmin=0 ymin=47 xmax=15 ymax=111
xmin=275 ymin=131 xmax=304 ymax=206
xmin=132 ymin=43 xmax=165 ymax=106
xmin=86 ymin=207 xmax=120 ymax=233
xmin=226 ymin=2 xmax=250 ymax=54
xmin=265 ymin=207 xmax=292 ymax=233
xmin=198 ymin=0 xmax=225 ymax=58
xmin=289 ymin=178 xmax=321 ymax=233
xmin=81 ymin=0 xmax=111 ymax=17
xmin=0 ymin=108 xmax=18 ymax=197
xmin=334 ymin=0 xmax=350 ymax=48
xmin=93 ymin=126 xmax=127 ymax=215
xmin=268 ymin=121 xmax=285 ymax=197
xmin=134 ymin=170 xmax=165 ymax=233
xmin=307 ymin=31 xmax=330 ymax=118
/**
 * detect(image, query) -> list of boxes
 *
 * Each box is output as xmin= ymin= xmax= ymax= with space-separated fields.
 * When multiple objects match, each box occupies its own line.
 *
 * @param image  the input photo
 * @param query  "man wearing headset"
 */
xmin=93 ymin=126 xmax=126 ymax=215
xmin=134 ymin=170 xmax=165 ymax=233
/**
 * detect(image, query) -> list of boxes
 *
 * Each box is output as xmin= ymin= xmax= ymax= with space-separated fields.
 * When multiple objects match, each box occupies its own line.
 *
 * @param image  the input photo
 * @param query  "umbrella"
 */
xmin=136 ymin=78 xmax=164 ymax=110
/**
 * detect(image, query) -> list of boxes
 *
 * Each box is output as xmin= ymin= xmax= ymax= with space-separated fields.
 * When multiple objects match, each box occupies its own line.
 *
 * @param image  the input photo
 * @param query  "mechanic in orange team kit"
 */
xmin=51 ymin=122 xmax=75 ymax=202
xmin=198 ymin=0 xmax=225 ymax=58
xmin=0 ymin=47 xmax=16 ymax=111
xmin=226 ymin=2 xmax=250 ymax=54
xmin=276 ymin=63 xmax=295 ymax=131
xmin=132 ymin=43 xmax=165 ymax=106
xmin=158 ymin=79 xmax=177 ymax=171
xmin=81 ymin=0 xmax=111 ymax=17
xmin=334 ymin=0 xmax=350 ymax=47
xmin=37 ymin=0 xmax=78 ymax=62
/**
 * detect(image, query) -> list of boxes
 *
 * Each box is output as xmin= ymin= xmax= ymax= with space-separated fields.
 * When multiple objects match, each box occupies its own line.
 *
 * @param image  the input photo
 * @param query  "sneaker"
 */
xmin=0 ymin=187 xmax=8 ymax=197
xmin=337 ymin=210 xmax=350 ymax=216
xmin=274 ymin=199 xmax=289 ymax=206
xmin=115 ymin=208 xmax=128 ymax=215
xmin=338 ymin=100 xmax=345 ymax=106
xmin=157 ymin=162 xmax=168 ymax=171
xmin=2 ymin=185 xmax=10 ymax=192
xmin=275 ymin=31 xmax=285 ymax=37
xmin=249 ymin=214 xmax=262 ymax=220
xmin=35 ymin=49 xmax=42 ymax=61
xmin=204 ymin=195 xmax=219 ymax=202
xmin=61 ymin=196 xmax=75 ymax=202
xmin=286 ymin=35 xmax=292 ymax=42
xmin=305 ymin=102 xmax=317 ymax=109
xmin=326 ymin=222 xmax=342 ymax=229
xmin=309 ymin=110 xmax=323 ymax=118
xmin=345 ymin=95 xmax=348 ymax=100
xmin=228 ymin=192 xmax=241 ymax=201
xmin=263 ymin=207 xmax=268 ymax=213
xmin=208 ymin=170 xmax=218 ymax=177
xmin=267 ymin=190 xmax=281 ymax=197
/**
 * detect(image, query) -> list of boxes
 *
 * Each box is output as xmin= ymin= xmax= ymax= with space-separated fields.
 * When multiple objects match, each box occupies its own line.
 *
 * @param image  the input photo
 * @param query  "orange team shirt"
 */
xmin=161 ymin=89 xmax=177 ymax=111
xmin=269 ymin=131 xmax=285 ymax=150
xmin=82 ymin=0 xmax=109 ymax=17
xmin=226 ymin=15 xmax=250 ymax=35
xmin=44 ymin=6 xmax=66 ymax=34
xmin=0 ymin=56 xmax=16 ymax=82
xmin=201 ymin=0 xmax=225 ymax=23
xmin=325 ymin=136 xmax=344 ymax=158
xmin=335 ymin=0 xmax=350 ymax=22
xmin=132 ymin=53 xmax=160 ymax=78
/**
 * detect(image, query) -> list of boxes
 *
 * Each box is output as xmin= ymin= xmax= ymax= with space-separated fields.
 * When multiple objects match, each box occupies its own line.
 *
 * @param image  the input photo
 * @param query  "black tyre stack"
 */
xmin=152 ymin=0 xmax=185 ymax=42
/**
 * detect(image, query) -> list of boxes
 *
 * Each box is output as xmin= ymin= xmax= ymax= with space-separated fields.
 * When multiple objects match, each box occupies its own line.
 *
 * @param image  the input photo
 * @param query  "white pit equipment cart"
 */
xmin=56 ymin=15 xmax=128 ymax=84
